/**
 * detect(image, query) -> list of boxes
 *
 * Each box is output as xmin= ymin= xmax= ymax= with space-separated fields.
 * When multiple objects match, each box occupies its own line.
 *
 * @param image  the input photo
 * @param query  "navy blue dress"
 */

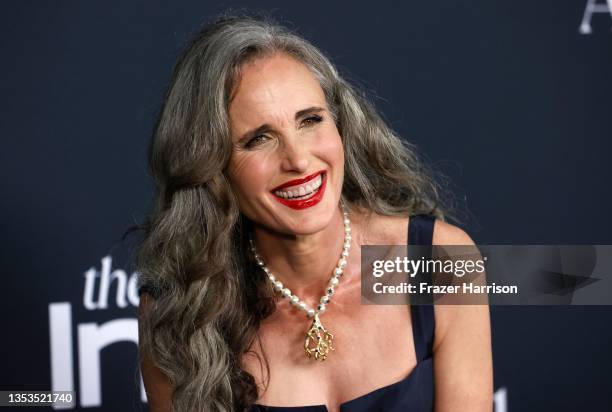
xmin=250 ymin=214 xmax=436 ymax=412
xmin=138 ymin=215 xmax=436 ymax=412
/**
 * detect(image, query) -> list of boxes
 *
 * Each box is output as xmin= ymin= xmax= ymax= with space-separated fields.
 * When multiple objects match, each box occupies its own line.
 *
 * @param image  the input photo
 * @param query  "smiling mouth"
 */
xmin=272 ymin=172 xmax=324 ymax=200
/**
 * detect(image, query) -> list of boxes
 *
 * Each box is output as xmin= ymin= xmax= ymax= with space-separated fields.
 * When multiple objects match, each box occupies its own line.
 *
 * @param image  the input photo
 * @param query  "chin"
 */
xmin=280 ymin=197 xmax=340 ymax=236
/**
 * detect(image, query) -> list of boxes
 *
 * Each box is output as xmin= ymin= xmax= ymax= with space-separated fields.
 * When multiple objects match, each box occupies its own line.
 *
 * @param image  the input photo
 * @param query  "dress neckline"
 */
xmin=252 ymin=357 xmax=431 ymax=410
xmin=252 ymin=215 xmax=436 ymax=411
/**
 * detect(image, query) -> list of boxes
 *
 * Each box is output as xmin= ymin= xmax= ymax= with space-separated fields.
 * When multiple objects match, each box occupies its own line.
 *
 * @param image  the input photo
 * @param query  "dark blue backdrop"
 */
xmin=1 ymin=1 xmax=611 ymax=411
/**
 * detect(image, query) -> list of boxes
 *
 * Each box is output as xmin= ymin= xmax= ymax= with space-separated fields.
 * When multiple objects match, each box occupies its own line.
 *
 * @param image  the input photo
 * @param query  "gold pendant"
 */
xmin=304 ymin=314 xmax=334 ymax=361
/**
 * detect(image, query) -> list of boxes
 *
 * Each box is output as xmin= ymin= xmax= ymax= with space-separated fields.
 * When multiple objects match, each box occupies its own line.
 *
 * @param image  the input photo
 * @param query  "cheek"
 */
xmin=228 ymin=153 xmax=274 ymax=198
xmin=313 ymin=127 xmax=345 ymax=166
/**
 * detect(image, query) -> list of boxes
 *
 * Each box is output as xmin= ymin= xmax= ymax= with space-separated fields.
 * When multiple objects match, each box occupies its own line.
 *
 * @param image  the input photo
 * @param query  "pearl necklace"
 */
xmin=249 ymin=205 xmax=351 ymax=361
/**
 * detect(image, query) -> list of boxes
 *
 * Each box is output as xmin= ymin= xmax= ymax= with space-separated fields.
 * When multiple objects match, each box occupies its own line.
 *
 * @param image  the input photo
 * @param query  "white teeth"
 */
xmin=273 ymin=173 xmax=324 ymax=199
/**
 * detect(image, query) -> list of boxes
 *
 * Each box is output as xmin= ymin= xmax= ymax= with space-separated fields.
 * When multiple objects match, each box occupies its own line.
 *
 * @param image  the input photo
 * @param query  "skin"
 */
xmin=139 ymin=52 xmax=493 ymax=412
xmin=227 ymin=52 xmax=347 ymax=299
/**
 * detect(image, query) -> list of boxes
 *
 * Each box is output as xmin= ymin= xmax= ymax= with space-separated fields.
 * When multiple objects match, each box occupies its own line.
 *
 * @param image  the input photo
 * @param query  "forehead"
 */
xmin=228 ymin=53 xmax=326 ymax=129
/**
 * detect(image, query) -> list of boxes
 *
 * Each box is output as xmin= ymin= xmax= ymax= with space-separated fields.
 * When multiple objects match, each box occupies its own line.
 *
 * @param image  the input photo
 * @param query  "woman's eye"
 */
xmin=301 ymin=115 xmax=323 ymax=128
xmin=245 ymin=134 xmax=269 ymax=148
xmin=243 ymin=115 xmax=322 ymax=149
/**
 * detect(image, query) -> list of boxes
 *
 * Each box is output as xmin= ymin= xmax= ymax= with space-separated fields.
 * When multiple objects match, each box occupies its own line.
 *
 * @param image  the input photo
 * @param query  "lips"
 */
xmin=270 ymin=170 xmax=327 ymax=210
xmin=272 ymin=170 xmax=324 ymax=191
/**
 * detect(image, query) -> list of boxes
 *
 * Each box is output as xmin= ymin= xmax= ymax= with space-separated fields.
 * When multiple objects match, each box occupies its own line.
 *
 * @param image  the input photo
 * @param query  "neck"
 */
xmin=252 ymin=205 xmax=348 ymax=303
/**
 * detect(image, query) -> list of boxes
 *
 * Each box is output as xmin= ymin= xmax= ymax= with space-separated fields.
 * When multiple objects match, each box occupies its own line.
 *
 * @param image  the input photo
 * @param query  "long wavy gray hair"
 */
xmin=135 ymin=13 xmax=447 ymax=412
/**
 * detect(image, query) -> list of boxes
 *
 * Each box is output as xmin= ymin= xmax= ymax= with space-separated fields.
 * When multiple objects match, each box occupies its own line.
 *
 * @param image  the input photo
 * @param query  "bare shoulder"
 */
xmin=353 ymin=205 xmax=475 ymax=246
xmin=429 ymin=221 xmax=494 ymax=409
xmin=430 ymin=219 xmax=480 ymax=342
xmin=432 ymin=219 xmax=475 ymax=246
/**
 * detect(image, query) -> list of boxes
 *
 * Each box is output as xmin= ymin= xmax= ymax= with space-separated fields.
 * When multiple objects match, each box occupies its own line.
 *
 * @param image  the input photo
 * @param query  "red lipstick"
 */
xmin=271 ymin=171 xmax=327 ymax=210
xmin=272 ymin=170 xmax=324 ymax=191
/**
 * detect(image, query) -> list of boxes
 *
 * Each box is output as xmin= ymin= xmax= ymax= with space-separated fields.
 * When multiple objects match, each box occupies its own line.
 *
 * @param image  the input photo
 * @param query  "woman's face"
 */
xmin=227 ymin=53 xmax=344 ymax=236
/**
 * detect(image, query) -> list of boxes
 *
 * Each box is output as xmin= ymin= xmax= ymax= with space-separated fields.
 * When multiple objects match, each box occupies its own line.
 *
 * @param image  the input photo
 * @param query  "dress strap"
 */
xmin=408 ymin=214 xmax=435 ymax=246
xmin=407 ymin=214 xmax=436 ymax=362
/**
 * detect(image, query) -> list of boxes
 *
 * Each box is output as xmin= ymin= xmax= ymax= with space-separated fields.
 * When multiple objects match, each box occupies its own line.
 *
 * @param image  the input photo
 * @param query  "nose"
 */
xmin=280 ymin=137 xmax=309 ymax=173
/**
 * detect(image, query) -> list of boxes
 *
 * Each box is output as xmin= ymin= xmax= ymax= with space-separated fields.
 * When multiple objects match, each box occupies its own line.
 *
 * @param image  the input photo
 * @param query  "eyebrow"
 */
xmin=236 ymin=106 xmax=326 ymax=143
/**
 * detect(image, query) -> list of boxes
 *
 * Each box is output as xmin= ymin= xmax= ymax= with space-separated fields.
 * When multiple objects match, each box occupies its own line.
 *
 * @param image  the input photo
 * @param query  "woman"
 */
xmin=137 ymin=14 xmax=492 ymax=412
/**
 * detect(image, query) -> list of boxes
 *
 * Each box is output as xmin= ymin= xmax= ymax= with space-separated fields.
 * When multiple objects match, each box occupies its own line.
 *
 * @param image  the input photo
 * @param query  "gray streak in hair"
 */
xmin=136 ymin=12 xmax=448 ymax=412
